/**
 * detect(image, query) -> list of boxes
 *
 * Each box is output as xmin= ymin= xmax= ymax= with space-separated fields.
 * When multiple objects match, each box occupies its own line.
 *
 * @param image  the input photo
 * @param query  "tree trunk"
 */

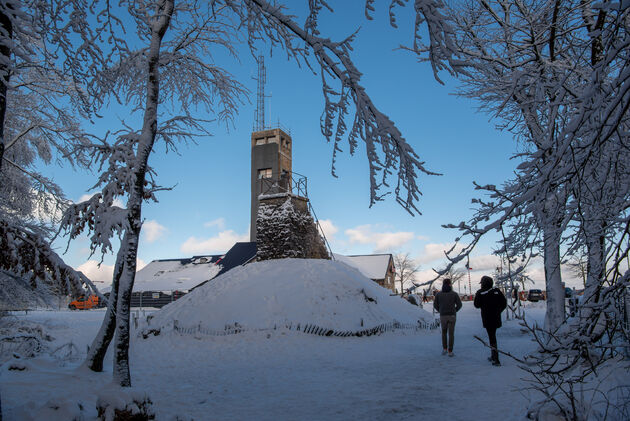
xmin=579 ymin=219 xmax=608 ymax=342
xmin=83 ymin=237 xmax=127 ymax=372
xmin=583 ymin=220 xmax=605 ymax=302
xmin=113 ymin=233 xmax=139 ymax=386
xmin=0 ymin=5 xmax=13 ymax=173
xmin=111 ymin=0 xmax=174 ymax=387
xmin=543 ymin=226 xmax=564 ymax=332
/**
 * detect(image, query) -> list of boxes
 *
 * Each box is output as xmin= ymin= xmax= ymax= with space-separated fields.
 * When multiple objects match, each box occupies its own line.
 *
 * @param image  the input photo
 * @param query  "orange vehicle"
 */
xmin=68 ymin=295 xmax=99 ymax=310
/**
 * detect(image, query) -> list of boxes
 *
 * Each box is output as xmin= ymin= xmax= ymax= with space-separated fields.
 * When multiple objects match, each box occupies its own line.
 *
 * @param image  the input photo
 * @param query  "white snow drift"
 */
xmin=147 ymin=258 xmax=430 ymax=333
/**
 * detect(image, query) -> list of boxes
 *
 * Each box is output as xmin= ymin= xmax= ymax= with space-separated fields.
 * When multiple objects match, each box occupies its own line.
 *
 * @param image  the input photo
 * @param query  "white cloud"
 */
xmin=77 ymin=193 xmax=124 ymax=208
xmin=344 ymin=224 xmax=414 ymax=253
xmin=318 ymin=219 xmax=339 ymax=241
xmin=414 ymin=268 xmax=442 ymax=284
xmin=77 ymin=260 xmax=114 ymax=287
xmin=78 ymin=194 xmax=93 ymax=203
xmin=204 ymin=218 xmax=226 ymax=229
xmin=180 ymin=230 xmax=249 ymax=254
xmin=143 ymin=220 xmax=167 ymax=243
xmin=77 ymin=257 xmax=149 ymax=289
xmin=468 ymin=254 xmax=501 ymax=272
xmin=416 ymin=243 xmax=466 ymax=265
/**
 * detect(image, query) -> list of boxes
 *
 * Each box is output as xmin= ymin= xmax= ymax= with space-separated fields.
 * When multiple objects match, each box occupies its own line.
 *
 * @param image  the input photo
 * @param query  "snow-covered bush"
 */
xmin=8 ymin=398 xmax=87 ymax=421
xmin=96 ymin=389 xmax=155 ymax=421
xmin=256 ymin=197 xmax=329 ymax=261
xmin=511 ymin=285 xmax=630 ymax=421
xmin=0 ymin=314 xmax=54 ymax=364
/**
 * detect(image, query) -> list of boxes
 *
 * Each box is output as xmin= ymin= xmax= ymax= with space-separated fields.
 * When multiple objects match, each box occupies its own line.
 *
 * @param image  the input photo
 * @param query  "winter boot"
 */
xmin=491 ymin=347 xmax=499 ymax=363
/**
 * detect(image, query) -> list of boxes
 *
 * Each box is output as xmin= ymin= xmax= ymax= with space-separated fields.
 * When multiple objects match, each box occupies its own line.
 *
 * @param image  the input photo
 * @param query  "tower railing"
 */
xmin=258 ymin=171 xmax=308 ymax=198
xmin=257 ymin=171 xmax=335 ymax=259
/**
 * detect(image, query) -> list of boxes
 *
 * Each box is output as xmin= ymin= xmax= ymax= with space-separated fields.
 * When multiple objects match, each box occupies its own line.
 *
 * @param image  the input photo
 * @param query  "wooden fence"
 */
xmin=166 ymin=318 xmax=440 ymax=339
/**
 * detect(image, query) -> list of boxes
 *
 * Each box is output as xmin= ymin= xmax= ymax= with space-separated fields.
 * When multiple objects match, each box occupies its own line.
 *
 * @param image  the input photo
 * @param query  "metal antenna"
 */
xmin=254 ymin=55 xmax=266 ymax=131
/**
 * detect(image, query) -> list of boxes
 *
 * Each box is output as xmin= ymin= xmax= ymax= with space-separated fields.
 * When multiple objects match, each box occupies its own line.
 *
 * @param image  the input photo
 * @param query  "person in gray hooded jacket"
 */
xmin=433 ymin=278 xmax=462 ymax=356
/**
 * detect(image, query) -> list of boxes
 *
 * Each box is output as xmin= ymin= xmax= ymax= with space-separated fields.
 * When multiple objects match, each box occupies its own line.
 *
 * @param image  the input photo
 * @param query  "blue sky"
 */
xmin=45 ymin=3 xmax=582 ymax=291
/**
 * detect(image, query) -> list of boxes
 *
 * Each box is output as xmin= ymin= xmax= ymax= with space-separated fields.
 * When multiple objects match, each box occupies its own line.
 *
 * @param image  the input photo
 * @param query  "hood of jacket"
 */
xmin=480 ymin=276 xmax=493 ymax=291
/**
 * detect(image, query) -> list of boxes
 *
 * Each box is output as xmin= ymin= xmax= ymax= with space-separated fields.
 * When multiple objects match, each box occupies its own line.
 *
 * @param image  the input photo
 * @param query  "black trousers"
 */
xmin=486 ymin=326 xmax=499 ymax=362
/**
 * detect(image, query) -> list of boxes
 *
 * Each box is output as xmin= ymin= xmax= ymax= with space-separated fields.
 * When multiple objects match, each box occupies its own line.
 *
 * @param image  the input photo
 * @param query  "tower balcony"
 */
xmin=257 ymin=171 xmax=308 ymax=200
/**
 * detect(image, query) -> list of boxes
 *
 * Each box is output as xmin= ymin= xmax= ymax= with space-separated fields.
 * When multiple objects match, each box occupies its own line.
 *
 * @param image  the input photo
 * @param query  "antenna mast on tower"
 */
xmin=254 ymin=56 xmax=266 ymax=131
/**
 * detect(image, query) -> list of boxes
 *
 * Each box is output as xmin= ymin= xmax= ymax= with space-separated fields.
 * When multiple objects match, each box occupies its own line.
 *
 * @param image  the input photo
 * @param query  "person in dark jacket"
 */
xmin=433 ymin=278 xmax=463 ymax=357
xmin=511 ymin=284 xmax=520 ymax=307
xmin=474 ymin=275 xmax=507 ymax=366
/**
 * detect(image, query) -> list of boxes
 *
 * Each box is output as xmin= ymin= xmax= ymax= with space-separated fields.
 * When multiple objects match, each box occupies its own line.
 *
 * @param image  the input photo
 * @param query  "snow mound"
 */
xmin=147 ymin=259 xmax=430 ymax=333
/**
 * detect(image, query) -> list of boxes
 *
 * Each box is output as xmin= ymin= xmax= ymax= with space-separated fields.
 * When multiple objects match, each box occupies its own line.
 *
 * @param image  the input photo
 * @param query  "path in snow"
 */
xmin=2 ymin=302 xmax=542 ymax=420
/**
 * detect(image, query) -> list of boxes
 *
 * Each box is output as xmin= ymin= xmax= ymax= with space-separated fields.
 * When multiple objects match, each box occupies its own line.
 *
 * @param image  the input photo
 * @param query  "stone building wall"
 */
xmin=256 ymin=195 xmax=330 ymax=261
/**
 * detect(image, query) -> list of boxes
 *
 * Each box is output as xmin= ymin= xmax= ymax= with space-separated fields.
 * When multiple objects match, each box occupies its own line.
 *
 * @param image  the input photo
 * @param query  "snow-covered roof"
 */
xmin=214 ymin=242 xmax=257 ymax=278
xmin=333 ymin=254 xmax=392 ymax=280
xmin=103 ymin=256 xmax=223 ymax=292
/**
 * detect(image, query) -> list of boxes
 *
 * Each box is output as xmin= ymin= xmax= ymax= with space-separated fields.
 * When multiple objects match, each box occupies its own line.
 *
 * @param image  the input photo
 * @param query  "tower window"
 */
xmin=258 ymin=168 xmax=273 ymax=179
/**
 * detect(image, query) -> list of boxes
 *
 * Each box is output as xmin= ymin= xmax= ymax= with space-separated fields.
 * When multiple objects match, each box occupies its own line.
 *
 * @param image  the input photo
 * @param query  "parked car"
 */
xmin=68 ymin=295 xmax=99 ymax=310
xmin=527 ymin=289 xmax=544 ymax=302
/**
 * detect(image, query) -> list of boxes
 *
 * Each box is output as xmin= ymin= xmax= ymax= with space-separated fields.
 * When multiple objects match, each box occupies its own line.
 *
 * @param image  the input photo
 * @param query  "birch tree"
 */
xmin=59 ymin=0 xmax=245 ymax=387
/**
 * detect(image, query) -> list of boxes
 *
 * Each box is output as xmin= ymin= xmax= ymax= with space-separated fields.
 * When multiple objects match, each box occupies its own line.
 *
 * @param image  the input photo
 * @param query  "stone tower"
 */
xmin=250 ymin=128 xmax=292 ymax=241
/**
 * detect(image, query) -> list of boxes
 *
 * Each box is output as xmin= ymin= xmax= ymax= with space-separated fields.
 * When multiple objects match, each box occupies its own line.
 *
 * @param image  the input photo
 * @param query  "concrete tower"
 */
xmin=250 ymin=128 xmax=292 ymax=241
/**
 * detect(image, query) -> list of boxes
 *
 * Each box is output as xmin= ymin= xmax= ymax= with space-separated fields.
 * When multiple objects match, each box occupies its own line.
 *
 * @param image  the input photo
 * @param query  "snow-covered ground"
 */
xmin=1 ymin=259 xmax=547 ymax=420
xmin=1 ymin=304 xmax=545 ymax=420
